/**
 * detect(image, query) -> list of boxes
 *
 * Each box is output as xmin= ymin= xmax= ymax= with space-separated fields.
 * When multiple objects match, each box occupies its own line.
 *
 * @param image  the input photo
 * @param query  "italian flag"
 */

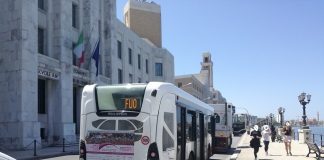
xmin=73 ymin=32 xmax=84 ymax=67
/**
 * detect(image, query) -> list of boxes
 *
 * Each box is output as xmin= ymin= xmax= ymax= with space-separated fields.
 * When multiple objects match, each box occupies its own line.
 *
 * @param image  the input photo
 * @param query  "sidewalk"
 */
xmin=235 ymin=132 xmax=321 ymax=160
xmin=1 ymin=145 xmax=78 ymax=160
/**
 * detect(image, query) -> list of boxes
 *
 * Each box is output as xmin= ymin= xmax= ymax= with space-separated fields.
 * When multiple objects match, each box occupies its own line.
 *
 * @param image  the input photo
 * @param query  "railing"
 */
xmin=0 ymin=138 xmax=79 ymax=157
xmin=312 ymin=133 xmax=323 ymax=147
xmin=293 ymin=131 xmax=323 ymax=147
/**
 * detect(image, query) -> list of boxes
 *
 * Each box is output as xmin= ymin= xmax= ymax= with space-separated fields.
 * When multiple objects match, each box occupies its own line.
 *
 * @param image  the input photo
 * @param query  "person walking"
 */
xmin=282 ymin=121 xmax=293 ymax=156
xmin=261 ymin=125 xmax=271 ymax=156
xmin=250 ymin=125 xmax=262 ymax=160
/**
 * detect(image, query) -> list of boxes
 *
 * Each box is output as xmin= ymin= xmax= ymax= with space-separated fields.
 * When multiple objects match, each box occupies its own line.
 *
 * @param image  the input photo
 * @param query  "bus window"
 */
xmin=163 ymin=128 xmax=174 ymax=151
xmin=164 ymin=112 xmax=174 ymax=134
xmin=163 ymin=112 xmax=174 ymax=151
xmin=118 ymin=120 xmax=136 ymax=131
xmin=95 ymin=85 xmax=146 ymax=115
xmin=92 ymin=119 xmax=105 ymax=128
xmin=186 ymin=111 xmax=196 ymax=142
xmin=98 ymin=120 xmax=116 ymax=130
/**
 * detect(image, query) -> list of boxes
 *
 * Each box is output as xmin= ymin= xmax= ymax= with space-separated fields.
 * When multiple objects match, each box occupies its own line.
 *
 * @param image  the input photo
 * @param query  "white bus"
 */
xmin=79 ymin=82 xmax=214 ymax=160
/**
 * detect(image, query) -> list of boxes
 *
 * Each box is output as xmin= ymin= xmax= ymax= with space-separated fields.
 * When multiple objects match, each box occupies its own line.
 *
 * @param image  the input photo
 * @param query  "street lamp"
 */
xmin=278 ymin=107 xmax=285 ymax=127
xmin=269 ymin=113 xmax=274 ymax=125
xmin=298 ymin=92 xmax=311 ymax=129
xmin=236 ymin=107 xmax=250 ymax=127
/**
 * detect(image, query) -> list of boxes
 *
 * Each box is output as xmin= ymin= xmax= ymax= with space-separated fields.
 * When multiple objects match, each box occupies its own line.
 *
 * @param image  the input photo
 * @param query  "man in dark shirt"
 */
xmin=250 ymin=125 xmax=262 ymax=159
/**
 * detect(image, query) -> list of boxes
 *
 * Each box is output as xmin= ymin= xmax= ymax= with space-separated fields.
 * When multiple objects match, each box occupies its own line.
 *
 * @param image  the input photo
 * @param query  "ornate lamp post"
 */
xmin=278 ymin=107 xmax=285 ymax=127
xmin=269 ymin=113 xmax=274 ymax=125
xmin=298 ymin=92 xmax=311 ymax=129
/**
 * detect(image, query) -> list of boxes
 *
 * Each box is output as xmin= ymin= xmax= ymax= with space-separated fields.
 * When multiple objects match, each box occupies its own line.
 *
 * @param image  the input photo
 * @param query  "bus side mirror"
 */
xmin=215 ymin=114 xmax=220 ymax=123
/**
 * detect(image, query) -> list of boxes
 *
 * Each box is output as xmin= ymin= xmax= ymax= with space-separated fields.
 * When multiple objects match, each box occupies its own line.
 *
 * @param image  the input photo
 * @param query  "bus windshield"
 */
xmin=95 ymin=84 xmax=146 ymax=112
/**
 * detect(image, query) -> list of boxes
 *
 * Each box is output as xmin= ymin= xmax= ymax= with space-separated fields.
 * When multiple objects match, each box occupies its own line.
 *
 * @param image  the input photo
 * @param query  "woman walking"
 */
xmin=250 ymin=125 xmax=262 ymax=160
xmin=261 ymin=125 xmax=271 ymax=156
xmin=282 ymin=121 xmax=293 ymax=156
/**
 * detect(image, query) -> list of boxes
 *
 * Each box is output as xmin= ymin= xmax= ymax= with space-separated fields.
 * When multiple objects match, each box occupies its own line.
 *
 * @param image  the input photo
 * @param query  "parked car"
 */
xmin=0 ymin=152 xmax=15 ymax=160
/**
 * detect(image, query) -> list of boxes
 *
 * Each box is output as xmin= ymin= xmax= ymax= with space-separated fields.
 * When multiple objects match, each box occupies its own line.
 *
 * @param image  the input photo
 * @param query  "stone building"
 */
xmin=0 ymin=0 xmax=174 ymax=149
xmin=175 ymin=53 xmax=226 ymax=104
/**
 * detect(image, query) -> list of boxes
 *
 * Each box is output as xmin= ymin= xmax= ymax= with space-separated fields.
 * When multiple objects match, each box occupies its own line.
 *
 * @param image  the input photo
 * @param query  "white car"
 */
xmin=0 ymin=152 xmax=15 ymax=160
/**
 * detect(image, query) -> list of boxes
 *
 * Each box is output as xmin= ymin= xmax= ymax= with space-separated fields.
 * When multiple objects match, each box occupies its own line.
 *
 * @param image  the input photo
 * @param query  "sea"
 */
xmin=292 ymin=125 xmax=324 ymax=146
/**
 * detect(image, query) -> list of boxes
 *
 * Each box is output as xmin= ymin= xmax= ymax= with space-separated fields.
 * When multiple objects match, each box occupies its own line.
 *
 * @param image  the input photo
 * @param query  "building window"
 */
xmin=117 ymin=40 xmax=122 ymax=59
xmin=38 ymin=0 xmax=46 ymax=11
xmin=38 ymin=79 xmax=46 ymax=114
xmin=138 ymin=77 xmax=141 ymax=83
xmin=72 ymin=3 xmax=79 ymax=29
xmin=204 ymin=57 xmax=209 ymax=63
xmin=138 ymin=54 xmax=141 ymax=69
xmin=129 ymin=74 xmax=133 ymax=83
xmin=155 ymin=63 xmax=163 ymax=76
xmin=38 ymin=27 xmax=45 ymax=55
xmin=118 ymin=69 xmax=123 ymax=84
xmin=128 ymin=48 xmax=132 ymax=65
xmin=145 ymin=59 xmax=149 ymax=74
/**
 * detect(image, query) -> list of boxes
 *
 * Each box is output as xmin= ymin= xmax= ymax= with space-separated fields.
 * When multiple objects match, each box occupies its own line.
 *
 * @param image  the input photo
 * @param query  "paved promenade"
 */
xmin=1 ymin=145 xmax=78 ymax=160
xmin=234 ymin=132 xmax=320 ymax=160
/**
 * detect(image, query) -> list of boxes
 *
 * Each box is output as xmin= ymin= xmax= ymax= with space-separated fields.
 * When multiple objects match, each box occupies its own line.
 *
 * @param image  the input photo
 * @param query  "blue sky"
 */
xmin=116 ymin=0 xmax=324 ymax=121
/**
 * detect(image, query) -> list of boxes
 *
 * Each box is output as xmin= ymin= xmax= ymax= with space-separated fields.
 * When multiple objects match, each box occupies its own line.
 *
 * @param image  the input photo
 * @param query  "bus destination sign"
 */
xmin=123 ymin=97 xmax=140 ymax=110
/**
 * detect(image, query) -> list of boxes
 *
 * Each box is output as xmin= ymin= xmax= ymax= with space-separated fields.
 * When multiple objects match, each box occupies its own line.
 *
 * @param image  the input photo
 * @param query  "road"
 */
xmin=44 ymin=135 xmax=244 ymax=160
xmin=209 ymin=135 xmax=243 ymax=160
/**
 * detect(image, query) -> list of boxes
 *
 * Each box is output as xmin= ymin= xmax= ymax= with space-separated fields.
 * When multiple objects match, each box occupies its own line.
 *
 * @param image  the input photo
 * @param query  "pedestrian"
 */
xmin=250 ymin=125 xmax=262 ymax=160
xmin=270 ymin=125 xmax=276 ymax=142
xmin=282 ymin=121 xmax=293 ymax=156
xmin=261 ymin=125 xmax=271 ymax=156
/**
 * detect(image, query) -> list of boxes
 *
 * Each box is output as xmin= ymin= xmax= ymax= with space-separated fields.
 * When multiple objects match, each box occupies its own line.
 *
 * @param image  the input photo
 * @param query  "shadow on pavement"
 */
xmin=214 ymin=147 xmax=238 ymax=155
xmin=236 ymin=146 xmax=250 ymax=148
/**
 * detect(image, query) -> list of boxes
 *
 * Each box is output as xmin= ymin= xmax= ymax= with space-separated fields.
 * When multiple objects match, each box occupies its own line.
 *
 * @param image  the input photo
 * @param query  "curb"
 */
xmin=230 ymin=133 xmax=248 ymax=160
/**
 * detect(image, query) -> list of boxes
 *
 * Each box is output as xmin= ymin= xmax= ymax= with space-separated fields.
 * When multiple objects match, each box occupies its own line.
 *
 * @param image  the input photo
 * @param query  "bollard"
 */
xmin=33 ymin=140 xmax=37 ymax=156
xmin=313 ymin=134 xmax=315 ymax=143
xmin=63 ymin=138 xmax=65 ymax=152
xmin=321 ymin=135 xmax=323 ymax=147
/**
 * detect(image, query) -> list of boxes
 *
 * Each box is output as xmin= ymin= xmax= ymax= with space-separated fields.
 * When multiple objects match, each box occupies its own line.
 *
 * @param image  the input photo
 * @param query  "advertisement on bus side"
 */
xmin=85 ymin=131 xmax=135 ymax=160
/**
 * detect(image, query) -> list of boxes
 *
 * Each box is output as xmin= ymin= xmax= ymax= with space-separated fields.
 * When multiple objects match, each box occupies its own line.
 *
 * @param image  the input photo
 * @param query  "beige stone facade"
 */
xmin=0 ymin=0 xmax=173 ymax=149
xmin=175 ymin=53 xmax=226 ymax=104
xmin=124 ymin=0 xmax=162 ymax=48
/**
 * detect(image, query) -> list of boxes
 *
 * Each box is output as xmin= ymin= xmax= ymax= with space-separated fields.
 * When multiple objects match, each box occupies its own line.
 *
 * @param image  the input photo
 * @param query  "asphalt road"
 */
xmin=209 ymin=135 xmax=243 ymax=160
xmin=44 ymin=135 xmax=244 ymax=160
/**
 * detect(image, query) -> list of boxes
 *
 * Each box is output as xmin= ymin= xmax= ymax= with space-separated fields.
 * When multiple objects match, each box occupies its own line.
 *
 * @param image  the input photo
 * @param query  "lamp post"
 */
xmin=269 ymin=113 xmax=274 ymax=125
xmin=278 ymin=107 xmax=285 ymax=127
xmin=298 ymin=92 xmax=311 ymax=129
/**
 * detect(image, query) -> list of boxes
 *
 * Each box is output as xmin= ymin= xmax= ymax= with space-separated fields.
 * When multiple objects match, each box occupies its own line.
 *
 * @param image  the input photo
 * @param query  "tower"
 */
xmin=124 ymin=0 xmax=162 ymax=48
xmin=200 ymin=52 xmax=213 ymax=88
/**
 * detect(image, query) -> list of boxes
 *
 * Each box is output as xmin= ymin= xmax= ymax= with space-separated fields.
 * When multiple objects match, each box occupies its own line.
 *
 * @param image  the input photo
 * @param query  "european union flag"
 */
xmin=92 ymin=40 xmax=100 ymax=76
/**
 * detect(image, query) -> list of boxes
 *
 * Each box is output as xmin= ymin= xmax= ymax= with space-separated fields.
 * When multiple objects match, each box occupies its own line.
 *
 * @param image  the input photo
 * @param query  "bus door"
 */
xmin=199 ymin=113 xmax=205 ymax=160
xmin=176 ymin=105 xmax=186 ymax=160
xmin=157 ymin=93 xmax=176 ymax=159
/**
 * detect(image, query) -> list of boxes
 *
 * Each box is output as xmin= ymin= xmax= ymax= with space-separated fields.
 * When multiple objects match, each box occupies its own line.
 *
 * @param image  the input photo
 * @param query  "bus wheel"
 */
xmin=189 ymin=152 xmax=195 ymax=160
xmin=229 ymin=136 xmax=233 ymax=149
